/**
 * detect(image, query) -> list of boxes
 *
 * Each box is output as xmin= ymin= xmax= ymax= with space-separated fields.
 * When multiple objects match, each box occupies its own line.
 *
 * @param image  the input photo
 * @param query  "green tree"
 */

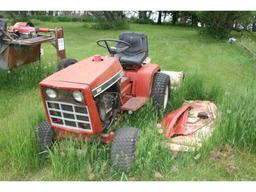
xmin=171 ymin=11 xmax=179 ymax=25
xmin=137 ymin=11 xmax=153 ymax=23
xmin=197 ymin=11 xmax=252 ymax=39
xmin=89 ymin=11 xmax=129 ymax=30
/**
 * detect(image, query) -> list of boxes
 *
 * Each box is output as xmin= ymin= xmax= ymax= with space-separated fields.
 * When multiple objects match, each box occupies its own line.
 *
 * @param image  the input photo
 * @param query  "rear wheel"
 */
xmin=151 ymin=72 xmax=170 ymax=111
xmin=57 ymin=58 xmax=77 ymax=71
xmin=37 ymin=121 xmax=55 ymax=152
xmin=111 ymin=127 xmax=140 ymax=171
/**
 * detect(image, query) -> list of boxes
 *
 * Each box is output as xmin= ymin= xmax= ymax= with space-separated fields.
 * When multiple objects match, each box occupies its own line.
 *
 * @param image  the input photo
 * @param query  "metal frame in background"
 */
xmin=0 ymin=27 xmax=66 ymax=70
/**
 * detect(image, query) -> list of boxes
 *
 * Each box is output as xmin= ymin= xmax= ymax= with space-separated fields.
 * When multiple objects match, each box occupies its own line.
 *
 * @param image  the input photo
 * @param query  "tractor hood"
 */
xmin=40 ymin=55 xmax=123 ymax=97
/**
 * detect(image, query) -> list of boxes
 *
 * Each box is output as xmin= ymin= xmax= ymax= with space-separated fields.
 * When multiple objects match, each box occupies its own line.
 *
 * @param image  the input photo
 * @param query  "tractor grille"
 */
xmin=46 ymin=100 xmax=92 ymax=132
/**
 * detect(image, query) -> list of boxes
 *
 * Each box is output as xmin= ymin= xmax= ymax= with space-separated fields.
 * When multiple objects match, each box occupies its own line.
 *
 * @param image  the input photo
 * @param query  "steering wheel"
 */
xmin=96 ymin=39 xmax=131 ymax=55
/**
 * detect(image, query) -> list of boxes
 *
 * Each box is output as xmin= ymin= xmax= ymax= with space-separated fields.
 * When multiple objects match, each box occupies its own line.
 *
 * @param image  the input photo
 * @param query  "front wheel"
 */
xmin=37 ymin=121 xmax=55 ymax=153
xmin=151 ymin=72 xmax=170 ymax=111
xmin=111 ymin=127 xmax=140 ymax=171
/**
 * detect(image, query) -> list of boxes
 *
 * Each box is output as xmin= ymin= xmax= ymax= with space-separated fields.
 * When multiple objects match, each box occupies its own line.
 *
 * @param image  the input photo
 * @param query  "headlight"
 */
xmin=46 ymin=88 xmax=57 ymax=98
xmin=73 ymin=90 xmax=84 ymax=102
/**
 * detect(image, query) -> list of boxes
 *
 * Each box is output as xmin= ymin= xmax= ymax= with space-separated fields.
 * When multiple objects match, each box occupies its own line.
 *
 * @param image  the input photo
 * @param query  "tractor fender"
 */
xmin=124 ymin=64 xmax=160 ymax=97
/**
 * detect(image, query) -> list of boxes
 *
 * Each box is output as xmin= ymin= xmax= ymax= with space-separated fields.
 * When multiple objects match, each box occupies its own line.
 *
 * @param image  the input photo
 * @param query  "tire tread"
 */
xmin=111 ymin=127 xmax=140 ymax=170
xmin=151 ymin=72 xmax=170 ymax=110
xmin=37 ymin=121 xmax=55 ymax=152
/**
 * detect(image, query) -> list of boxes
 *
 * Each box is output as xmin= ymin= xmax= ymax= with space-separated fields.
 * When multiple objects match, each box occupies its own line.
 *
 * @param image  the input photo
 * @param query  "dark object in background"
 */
xmin=0 ymin=19 xmax=7 ymax=39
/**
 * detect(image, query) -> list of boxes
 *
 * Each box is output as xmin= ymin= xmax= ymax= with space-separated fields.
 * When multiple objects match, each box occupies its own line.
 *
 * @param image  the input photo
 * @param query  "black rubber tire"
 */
xmin=57 ymin=58 xmax=77 ymax=71
xmin=37 ymin=121 xmax=55 ymax=152
xmin=151 ymin=72 xmax=170 ymax=111
xmin=111 ymin=127 xmax=140 ymax=171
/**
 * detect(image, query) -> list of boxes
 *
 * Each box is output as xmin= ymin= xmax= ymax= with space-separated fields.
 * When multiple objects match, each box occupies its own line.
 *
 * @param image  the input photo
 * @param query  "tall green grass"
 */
xmin=0 ymin=89 xmax=46 ymax=177
xmin=47 ymin=73 xmax=224 ymax=180
xmin=0 ymin=61 xmax=54 ymax=178
xmin=0 ymin=61 xmax=53 ymax=90
xmin=170 ymin=74 xmax=223 ymax=110
xmin=49 ymin=140 xmax=111 ymax=180
xmin=239 ymin=34 xmax=256 ymax=57
xmin=199 ymin=79 xmax=256 ymax=159
xmin=216 ymin=79 xmax=256 ymax=152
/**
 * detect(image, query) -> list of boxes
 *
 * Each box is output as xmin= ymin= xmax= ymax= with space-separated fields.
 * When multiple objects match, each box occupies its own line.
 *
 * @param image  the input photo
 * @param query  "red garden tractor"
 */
xmin=37 ymin=32 xmax=171 ymax=170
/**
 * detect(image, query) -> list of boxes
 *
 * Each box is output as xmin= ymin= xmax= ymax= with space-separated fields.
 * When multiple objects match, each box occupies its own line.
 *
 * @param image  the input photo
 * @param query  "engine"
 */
xmin=95 ymin=90 xmax=120 ymax=132
xmin=9 ymin=22 xmax=37 ymax=39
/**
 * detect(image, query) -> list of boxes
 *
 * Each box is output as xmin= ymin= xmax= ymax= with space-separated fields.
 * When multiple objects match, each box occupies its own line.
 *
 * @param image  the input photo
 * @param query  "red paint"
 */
xmin=92 ymin=55 xmax=103 ymax=62
xmin=100 ymin=132 xmax=115 ymax=144
xmin=124 ymin=63 xmax=160 ymax=97
xmin=40 ymin=83 xmax=103 ymax=135
xmin=162 ymin=104 xmax=191 ymax=138
xmin=39 ymin=55 xmax=159 ymax=142
xmin=121 ymin=96 xmax=148 ymax=111
xmin=38 ymin=28 xmax=50 ymax=32
xmin=120 ymin=77 xmax=132 ymax=104
xmin=9 ymin=22 xmax=36 ymax=33
xmin=40 ymin=56 xmax=122 ymax=91
xmin=9 ymin=22 xmax=52 ymax=33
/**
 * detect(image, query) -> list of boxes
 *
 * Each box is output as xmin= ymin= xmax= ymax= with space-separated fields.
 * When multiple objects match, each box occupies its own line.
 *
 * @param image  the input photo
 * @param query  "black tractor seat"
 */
xmin=114 ymin=32 xmax=148 ymax=65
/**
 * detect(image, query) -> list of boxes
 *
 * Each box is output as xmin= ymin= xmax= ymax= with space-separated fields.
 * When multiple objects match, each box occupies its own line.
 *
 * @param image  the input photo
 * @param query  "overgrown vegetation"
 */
xmin=91 ymin=19 xmax=129 ymax=30
xmin=31 ymin=15 xmax=87 ymax=22
xmin=0 ymin=21 xmax=256 ymax=180
xmin=197 ymin=11 xmax=253 ymax=39
xmin=217 ymin=81 xmax=256 ymax=152
xmin=2 ymin=11 xmax=256 ymax=35
xmin=89 ymin=11 xmax=129 ymax=30
xmin=239 ymin=33 xmax=256 ymax=57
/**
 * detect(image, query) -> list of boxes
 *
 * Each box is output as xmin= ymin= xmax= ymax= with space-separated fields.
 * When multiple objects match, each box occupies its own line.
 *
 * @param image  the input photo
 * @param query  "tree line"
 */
xmin=0 ymin=11 xmax=255 ymax=39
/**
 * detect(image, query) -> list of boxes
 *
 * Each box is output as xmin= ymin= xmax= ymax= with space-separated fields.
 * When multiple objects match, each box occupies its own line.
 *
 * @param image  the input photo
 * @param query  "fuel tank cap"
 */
xmin=92 ymin=55 xmax=103 ymax=62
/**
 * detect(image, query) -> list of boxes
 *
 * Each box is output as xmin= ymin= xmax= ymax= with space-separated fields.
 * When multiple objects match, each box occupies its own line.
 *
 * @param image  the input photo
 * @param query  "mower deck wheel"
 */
xmin=151 ymin=72 xmax=170 ymax=111
xmin=37 ymin=121 xmax=55 ymax=153
xmin=111 ymin=127 xmax=140 ymax=171
xmin=57 ymin=58 xmax=78 ymax=71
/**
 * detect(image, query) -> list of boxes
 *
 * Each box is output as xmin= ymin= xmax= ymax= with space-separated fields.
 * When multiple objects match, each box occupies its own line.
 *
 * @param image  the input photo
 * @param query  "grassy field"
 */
xmin=0 ymin=21 xmax=256 ymax=181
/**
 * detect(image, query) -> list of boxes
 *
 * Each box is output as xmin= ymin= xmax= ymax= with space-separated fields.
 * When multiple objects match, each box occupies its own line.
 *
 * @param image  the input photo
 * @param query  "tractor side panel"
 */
xmin=124 ymin=64 xmax=160 ymax=98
